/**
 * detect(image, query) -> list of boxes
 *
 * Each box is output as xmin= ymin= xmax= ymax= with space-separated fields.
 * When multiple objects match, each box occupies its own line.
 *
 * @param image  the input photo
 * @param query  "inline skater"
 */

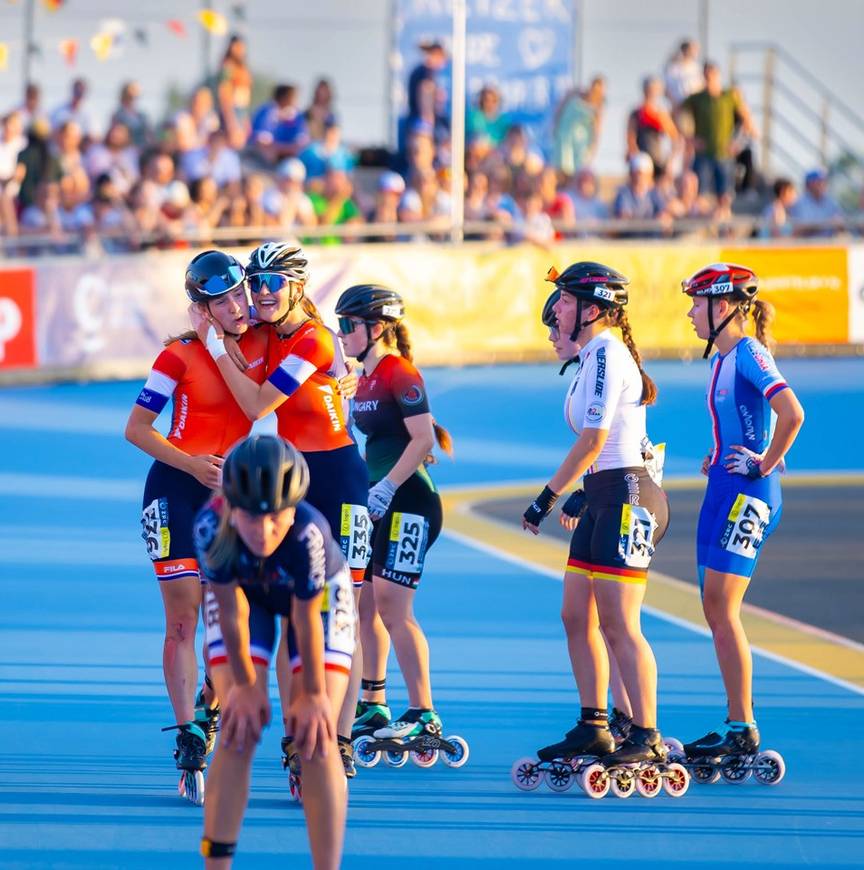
xmin=190 ymin=242 xmax=369 ymax=784
xmin=519 ymin=262 xmax=675 ymax=794
xmin=677 ymin=263 xmax=803 ymax=778
xmin=334 ymin=285 xmax=466 ymax=768
xmin=125 ymin=250 xmax=269 ymax=802
xmin=195 ymin=435 xmax=353 ymax=870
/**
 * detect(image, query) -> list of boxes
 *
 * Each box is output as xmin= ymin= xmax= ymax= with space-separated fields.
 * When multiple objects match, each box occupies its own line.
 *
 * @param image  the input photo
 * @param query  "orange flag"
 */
xmin=58 ymin=37 xmax=78 ymax=66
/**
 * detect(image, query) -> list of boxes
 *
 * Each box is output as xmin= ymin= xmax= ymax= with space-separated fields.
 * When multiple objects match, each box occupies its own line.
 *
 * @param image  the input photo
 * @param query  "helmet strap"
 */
xmin=703 ymin=298 xmax=740 ymax=359
xmin=356 ymin=322 xmax=375 ymax=363
xmin=568 ymin=298 xmax=605 ymax=342
xmin=559 ymin=354 xmax=580 ymax=376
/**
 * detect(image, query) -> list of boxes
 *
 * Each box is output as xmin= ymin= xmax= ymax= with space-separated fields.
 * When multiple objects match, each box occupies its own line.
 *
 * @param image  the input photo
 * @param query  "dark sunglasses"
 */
xmin=248 ymin=272 xmax=291 ymax=294
xmin=338 ymin=316 xmax=367 ymax=335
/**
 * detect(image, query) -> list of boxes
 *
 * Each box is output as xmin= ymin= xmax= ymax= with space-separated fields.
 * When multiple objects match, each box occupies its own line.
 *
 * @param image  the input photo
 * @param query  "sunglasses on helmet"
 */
xmin=201 ymin=264 xmax=245 ymax=296
xmin=248 ymin=272 xmax=293 ymax=294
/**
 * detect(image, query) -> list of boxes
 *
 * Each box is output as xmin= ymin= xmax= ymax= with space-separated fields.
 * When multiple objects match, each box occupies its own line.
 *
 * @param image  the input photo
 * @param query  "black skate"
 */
xmin=281 ymin=737 xmax=302 ymax=803
xmin=338 ymin=735 xmax=356 ymax=779
xmin=162 ymin=722 xmax=207 ymax=806
xmin=609 ymin=707 xmax=633 ymax=744
xmin=193 ymin=685 xmax=220 ymax=755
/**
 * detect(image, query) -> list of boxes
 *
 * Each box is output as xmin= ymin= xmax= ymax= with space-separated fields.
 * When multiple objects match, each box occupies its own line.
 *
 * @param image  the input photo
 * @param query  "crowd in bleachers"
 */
xmin=0 ymin=34 xmax=858 ymax=253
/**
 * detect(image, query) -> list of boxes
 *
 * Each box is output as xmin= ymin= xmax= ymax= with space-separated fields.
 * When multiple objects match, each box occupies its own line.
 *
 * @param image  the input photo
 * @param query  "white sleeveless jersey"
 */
xmin=563 ymin=329 xmax=647 ymax=472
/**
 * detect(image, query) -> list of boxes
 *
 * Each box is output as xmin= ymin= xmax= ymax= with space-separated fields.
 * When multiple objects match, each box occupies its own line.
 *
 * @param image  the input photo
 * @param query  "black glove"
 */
xmin=523 ymin=486 xmax=560 ymax=526
xmin=561 ymin=489 xmax=587 ymax=519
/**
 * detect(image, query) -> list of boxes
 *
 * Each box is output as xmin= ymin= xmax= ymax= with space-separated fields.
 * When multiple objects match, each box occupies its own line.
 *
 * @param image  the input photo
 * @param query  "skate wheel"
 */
xmin=180 ymin=770 xmax=205 ymax=806
xmin=719 ymin=755 xmax=751 ymax=784
xmin=635 ymin=766 xmax=662 ymax=798
xmin=664 ymin=737 xmax=684 ymax=755
xmin=692 ymin=763 xmax=720 ymax=785
xmin=511 ymin=756 xmax=543 ymax=791
xmin=410 ymin=747 xmax=438 ymax=768
xmin=441 ymin=735 xmax=470 ymax=769
xmin=352 ymin=736 xmax=381 ymax=769
xmin=580 ymin=763 xmax=610 ymax=799
xmin=662 ymin=763 xmax=690 ymax=797
xmin=544 ymin=761 xmax=575 ymax=792
xmin=384 ymin=740 xmax=409 ymax=768
xmin=288 ymin=773 xmax=302 ymax=803
xmin=753 ymin=750 xmax=785 ymax=786
xmin=610 ymin=771 xmax=636 ymax=798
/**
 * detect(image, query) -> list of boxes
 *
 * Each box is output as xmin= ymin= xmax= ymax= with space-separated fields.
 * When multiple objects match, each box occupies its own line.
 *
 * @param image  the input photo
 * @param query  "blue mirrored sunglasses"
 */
xmin=248 ymin=272 xmax=291 ymax=294
xmin=338 ymin=316 xmax=364 ymax=335
xmin=201 ymin=264 xmax=245 ymax=296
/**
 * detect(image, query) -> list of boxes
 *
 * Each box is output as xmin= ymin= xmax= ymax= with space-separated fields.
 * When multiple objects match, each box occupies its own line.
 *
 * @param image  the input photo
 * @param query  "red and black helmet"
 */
xmin=681 ymin=263 xmax=759 ymax=301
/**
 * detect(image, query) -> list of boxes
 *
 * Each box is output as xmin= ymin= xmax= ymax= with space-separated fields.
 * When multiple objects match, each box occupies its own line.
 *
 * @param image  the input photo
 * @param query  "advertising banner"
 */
xmin=0 ymin=268 xmax=37 ymax=370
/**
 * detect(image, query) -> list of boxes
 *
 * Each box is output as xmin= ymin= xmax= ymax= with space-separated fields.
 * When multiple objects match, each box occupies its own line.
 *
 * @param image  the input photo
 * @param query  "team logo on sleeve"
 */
xmin=401 ymin=385 xmax=425 ymax=406
xmin=586 ymin=401 xmax=605 ymax=423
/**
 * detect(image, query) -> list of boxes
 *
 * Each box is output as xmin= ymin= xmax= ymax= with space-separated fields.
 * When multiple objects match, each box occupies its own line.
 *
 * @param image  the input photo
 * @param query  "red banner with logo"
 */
xmin=0 ymin=268 xmax=37 ymax=369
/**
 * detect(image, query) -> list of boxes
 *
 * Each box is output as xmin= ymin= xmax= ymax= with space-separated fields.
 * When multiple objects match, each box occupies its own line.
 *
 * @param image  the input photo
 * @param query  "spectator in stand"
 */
xmin=464 ymin=171 xmax=490 ymax=219
xmin=516 ymin=187 xmax=556 ymax=246
xmin=299 ymin=119 xmax=354 ymax=189
xmin=250 ymin=84 xmax=309 ymax=165
xmin=680 ymin=62 xmax=758 ymax=201
xmin=758 ymin=177 xmax=797 ymax=238
xmin=486 ymin=164 xmax=520 ymax=227
xmin=304 ymin=77 xmax=337 ymax=143
xmin=613 ymin=152 xmax=665 ymax=221
xmin=243 ymin=172 xmax=268 ymax=227
xmin=0 ymin=111 xmax=26 ymax=237
xmin=53 ymin=121 xmax=88 ymax=190
xmin=19 ymin=82 xmax=48 ymax=133
xmin=552 ymin=75 xmax=605 ymax=176
xmin=790 ymin=168 xmax=844 ymax=235
xmin=262 ymin=157 xmax=316 ymax=229
xmin=407 ymin=39 xmax=448 ymax=123
xmin=56 ymin=172 xmax=95 ymax=236
xmin=539 ymin=166 xmax=575 ymax=229
xmin=175 ymin=86 xmax=221 ymax=150
xmin=501 ymin=123 xmax=544 ymax=176
xmin=128 ymin=179 xmax=163 ymax=241
xmin=91 ymin=174 xmax=137 ymax=250
xmin=674 ymin=168 xmax=712 ymax=219
xmin=367 ymin=170 xmax=405 ymax=228
xmin=84 ymin=121 xmax=139 ymax=196
xmin=19 ymin=180 xmax=62 ymax=238
xmin=467 ymin=85 xmax=510 ymax=148
xmin=400 ymin=169 xmax=450 ymax=224
xmin=138 ymin=151 xmax=177 ymax=212
xmin=404 ymin=120 xmax=437 ymax=177
xmin=568 ymin=167 xmax=609 ymax=222
xmin=664 ymin=40 xmax=704 ymax=109
xmin=308 ymin=166 xmax=363 ymax=244
xmin=51 ymin=78 xmax=92 ymax=139
xmin=626 ymin=76 xmax=680 ymax=176
xmin=111 ymin=82 xmax=150 ymax=149
xmin=182 ymin=129 xmax=242 ymax=192
xmin=184 ymin=176 xmax=229 ymax=238
xmin=15 ymin=118 xmax=57 ymax=210
xmin=216 ymin=35 xmax=253 ymax=149
xmin=465 ymin=133 xmax=497 ymax=175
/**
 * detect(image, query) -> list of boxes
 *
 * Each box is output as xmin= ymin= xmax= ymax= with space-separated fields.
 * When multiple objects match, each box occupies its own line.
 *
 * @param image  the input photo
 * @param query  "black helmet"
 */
xmin=185 ymin=250 xmax=246 ymax=304
xmin=334 ymin=284 xmax=405 ymax=322
xmin=541 ymin=290 xmax=559 ymax=329
xmin=547 ymin=261 xmax=629 ymax=307
xmin=246 ymin=242 xmax=309 ymax=282
xmin=222 ymin=435 xmax=309 ymax=515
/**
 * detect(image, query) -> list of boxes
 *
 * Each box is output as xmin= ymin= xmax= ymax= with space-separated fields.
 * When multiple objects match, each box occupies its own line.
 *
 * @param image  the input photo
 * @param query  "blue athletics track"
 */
xmin=0 ymin=358 xmax=862 ymax=869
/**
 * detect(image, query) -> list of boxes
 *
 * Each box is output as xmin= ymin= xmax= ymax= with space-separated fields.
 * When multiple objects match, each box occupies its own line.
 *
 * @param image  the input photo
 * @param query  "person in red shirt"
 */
xmin=192 ymin=242 xmax=370 ymax=783
xmin=125 ymin=250 xmax=269 ymax=802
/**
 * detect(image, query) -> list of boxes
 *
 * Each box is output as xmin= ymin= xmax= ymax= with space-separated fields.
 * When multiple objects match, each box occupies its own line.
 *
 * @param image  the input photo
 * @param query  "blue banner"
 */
xmin=392 ymin=0 xmax=576 ymax=147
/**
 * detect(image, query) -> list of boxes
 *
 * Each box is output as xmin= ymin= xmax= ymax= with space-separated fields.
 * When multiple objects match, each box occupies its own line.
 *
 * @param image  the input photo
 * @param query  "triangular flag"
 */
xmin=90 ymin=31 xmax=113 ymax=61
xmin=166 ymin=19 xmax=187 ymax=38
xmin=0 ymin=43 xmax=8 ymax=72
xmin=58 ymin=37 xmax=78 ymax=66
xmin=197 ymin=9 xmax=228 ymax=35
xmin=42 ymin=0 xmax=64 ymax=10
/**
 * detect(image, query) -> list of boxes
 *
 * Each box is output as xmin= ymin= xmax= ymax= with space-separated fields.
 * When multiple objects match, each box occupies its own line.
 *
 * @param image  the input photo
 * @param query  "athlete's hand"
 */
xmin=522 ymin=485 xmax=560 ymax=534
xmin=368 ymin=478 xmax=397 ymax=521
xmin=185 ymin=454 xmax=224 ymax=488
xmin=188 ymin=303 xmax=214 ymax=341
xmin=286 ymin=691 xmax=335 ymax=761
xmin=224 ymin=335 xmax=249 ymax=372
xmin=700 ymin=452 xmax=711 ymax=476
xmin=725 ymin=445 xmax=763 ymax=479
xmin=336 ymin=366 xmax=358 ymax=400
xmin=559 ymin=489 xmax=587 ymax=531
xmin=221 ymin=682 xmax=271 ymax=753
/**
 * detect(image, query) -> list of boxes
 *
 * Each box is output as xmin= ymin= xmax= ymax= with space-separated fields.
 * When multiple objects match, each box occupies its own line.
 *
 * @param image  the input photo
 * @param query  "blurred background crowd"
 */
xmin=0 ymin=32 xmax=860 ymax=254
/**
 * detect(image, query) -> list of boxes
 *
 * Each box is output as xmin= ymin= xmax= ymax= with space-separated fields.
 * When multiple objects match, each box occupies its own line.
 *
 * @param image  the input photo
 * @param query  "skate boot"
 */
xmin=352 ymin=700 xmax=391 ymax=740
xmin=536 ymin=720 xmax=615 ymax=762
xmin=684 ymin=721 xmax=760 ymax=758
xmin=193 ymin=685 xmax=220 ymax=756
xmin=338 ymin=735 xmax=356 ymax=779
xmin=281 ymin=736 xmax=302 ymax=802
xmin=609 ymin=707 xmax=633 ymax=745
xmin=373 ymin=708 xmax=442 ymax=740
xmin=162 ymin=721 xmax=207 ymax=806
xmin=677 ymin=720 xmax=783 ymax=785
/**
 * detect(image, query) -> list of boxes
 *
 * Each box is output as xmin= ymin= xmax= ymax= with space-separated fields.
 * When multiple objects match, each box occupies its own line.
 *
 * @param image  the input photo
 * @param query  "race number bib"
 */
xmin=617 ymin=503 xmax=657 ymax=569
xmin=203 ymin=587 xmax=223 ymax=647
xmin=141 ymin=497 xmax=171 ymax=560
xmin=386 ymin=512 xmax=429 ymax=575
xmin=340 ymin=503 xmax=371 ymax=570
xmin=321 ymin=567 xmax=356 ymax=657
xmin=720 ymin=494 xmax=770 ymax=558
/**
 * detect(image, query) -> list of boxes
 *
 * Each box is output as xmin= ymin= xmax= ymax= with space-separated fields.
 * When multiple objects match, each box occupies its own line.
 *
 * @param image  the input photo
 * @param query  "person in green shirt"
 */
xmin=307 ymin=167 xmax=363 ymax=245
xmin=466 ymin=85 xmax=510 ymax=147
xmin=681 ymin=62 xmax=757 ymax=200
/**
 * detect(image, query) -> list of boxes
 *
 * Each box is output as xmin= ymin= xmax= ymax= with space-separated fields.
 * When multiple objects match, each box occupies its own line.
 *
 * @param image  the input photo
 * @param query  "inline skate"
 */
xmin=281 ymin=737 xmax=303 ymax=802
xmin=162 ymin=721 xmax=207 ymax=806
xmin=193 ymin=684 xmax=220 ymax=755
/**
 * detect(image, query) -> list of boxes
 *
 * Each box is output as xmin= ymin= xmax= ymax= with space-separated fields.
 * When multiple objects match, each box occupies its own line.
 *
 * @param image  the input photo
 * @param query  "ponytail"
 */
xmin=432 ymin=422 xmax=454 ymax=458
xmin=610 ymin=308 xmax=658 ymax=406
xmin=394 ymin=321 xmax=413 ymax=362
xmin=200 ymin=501 xmax=238 ymax=577
xmin=299 ymin=294 xmax=323 ymax=323
xmin=750 ymin=299 xmax=776 ymax=352
xmin=163 ymin=328 xmax=198 ymax=347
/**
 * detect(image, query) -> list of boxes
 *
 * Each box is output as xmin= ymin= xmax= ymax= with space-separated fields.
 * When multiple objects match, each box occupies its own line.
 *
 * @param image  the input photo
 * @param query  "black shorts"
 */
xmin=367 ymin=473 xmax=443 ymax=590
xmin=304 ymin=444 xmax=370 ymax=588
xmin=566 ymin=466 xmax=669 ymax=585
xmin=141 ymin=460 xmax=212 ymax=582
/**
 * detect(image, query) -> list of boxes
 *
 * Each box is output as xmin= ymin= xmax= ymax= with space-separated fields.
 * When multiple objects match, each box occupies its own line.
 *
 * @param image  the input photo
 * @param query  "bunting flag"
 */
xmin=0 ymin=43 xmax=8 ymax=72
xmin=166 ymin=19 xmax=187 ymax=38
xmin=197 ymin=9 xmax=228 ymax=35
xmin=58 ymin=37 xmax=78 ymax=66
xmin=89 ymin=30 xmax=113 ymax=61
xmin=42 ymin=0 xmax=65 ymax=10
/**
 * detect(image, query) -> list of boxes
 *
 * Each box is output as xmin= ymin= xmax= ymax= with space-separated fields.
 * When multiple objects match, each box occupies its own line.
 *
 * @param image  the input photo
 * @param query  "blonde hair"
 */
xmin=199 ymin=502 xmax=239 ymax=577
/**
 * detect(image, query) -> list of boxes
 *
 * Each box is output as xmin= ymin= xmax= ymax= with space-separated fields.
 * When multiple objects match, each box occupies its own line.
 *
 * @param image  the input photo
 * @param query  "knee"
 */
xmin=560 ymin=604 xmax=591 ymax=640
xmin=702 ymin=594 xmax=734 ymax=633
xmin=164 ymin=609 xmax=198 ymax=645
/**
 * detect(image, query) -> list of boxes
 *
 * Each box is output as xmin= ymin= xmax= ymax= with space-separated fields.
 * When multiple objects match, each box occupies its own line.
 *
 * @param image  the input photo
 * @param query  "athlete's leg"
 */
xmin=701 ymin=568 xmax=753 ymax=722
xmin=560 ymin=573 xmax=608 ymax=717
xmin=372 ymin=576 xmax=431 ymax=709
xmin=593 ymin=579 xmax=657 ymax=728
xmin=603 ymin=632 xmax=632 ymax=716
xmin=359 ymin=580 xmax=390 ymax=704
xmin=336 ymin=588 xmax=363 ymax=737
xmin=275 ymin=619 xmax=294 ymax=735
xmin=159 ymin=576 xmax=202 ymax=724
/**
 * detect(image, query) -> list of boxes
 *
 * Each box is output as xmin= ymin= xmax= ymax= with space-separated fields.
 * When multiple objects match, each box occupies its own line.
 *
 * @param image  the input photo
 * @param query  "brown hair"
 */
xmin=382 ymin=319 xmax=454 ymax=458
xmin=163 ymin=329 xmax=198 ymax=347
xmin=608 ymin=307 xmax=658 ymax=406
xmin=200 ymin=500 xmax=239 ymax=577
xmin=750 ymin=299 xmax=776 ymax=352
xmin=299 ymin=293 xmax=323 ymax=323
